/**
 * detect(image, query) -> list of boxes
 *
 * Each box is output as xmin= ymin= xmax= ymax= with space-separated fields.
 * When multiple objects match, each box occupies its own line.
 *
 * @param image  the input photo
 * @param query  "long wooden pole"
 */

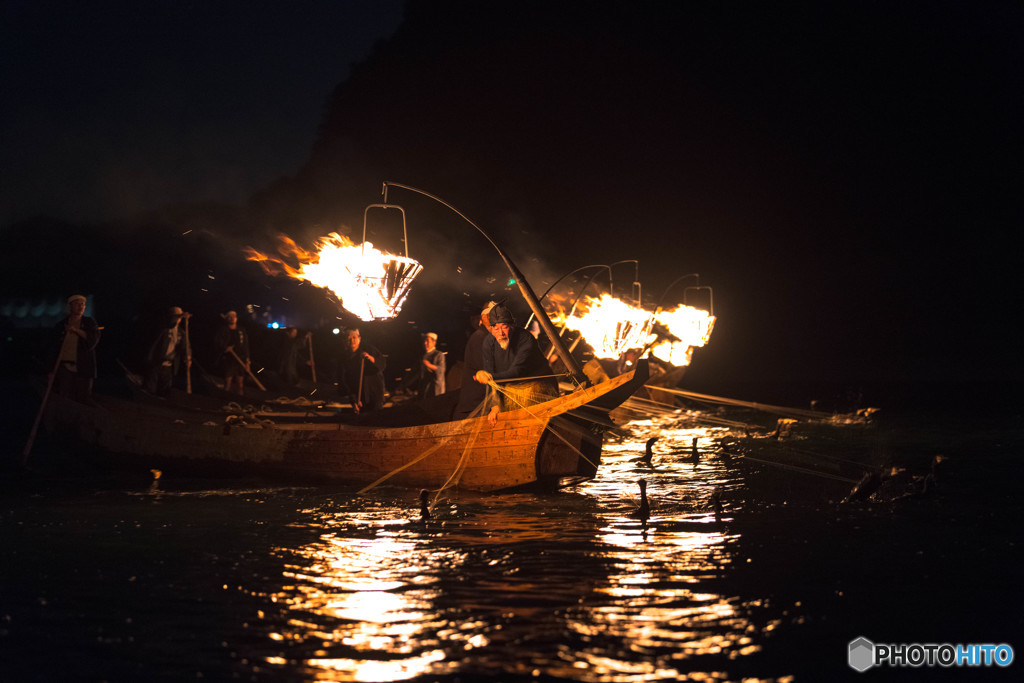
xmin=382 ymin=182 xmax=589 ymax=386
xmin=21 ymin=347 xmax=64 ymax=465
xmin=228 ymin=348 xmax=265 ymax=391
xmin=184 ymin=315 xmax=192 ymax=394
xmin=356 ymin=356 xmax=365 ymax=409
xmin=307 ymin=333 xmax=317 ymax=383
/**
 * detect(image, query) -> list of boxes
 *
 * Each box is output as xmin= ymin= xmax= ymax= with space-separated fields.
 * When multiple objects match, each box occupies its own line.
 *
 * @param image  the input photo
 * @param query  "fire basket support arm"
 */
xmin=382 ymin=181 xmax=590 ymax=387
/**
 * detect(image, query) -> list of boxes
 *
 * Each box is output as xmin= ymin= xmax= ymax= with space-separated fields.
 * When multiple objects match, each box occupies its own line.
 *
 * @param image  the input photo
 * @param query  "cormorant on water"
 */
xmin=848 ymin=455 xmax=945 ymax=503
xmin=638 ymin=437 xmax=658 ymax=468
xmin=842 ymin=468 xmax=884 ymax=503
xmin=690 ymin=437 xmax=700 ymax=466
xmin=884 ymin=454 xmax=944 ymax=502
xmin=631 ymin=479 xmax=651 ymax=522
xmin=709 ymin=488 xmax=723 ymax=521
xmin=419 ymin=489 xmax=431 ymax=520
xmin=148 ymin=469 xmax=162 ymax=495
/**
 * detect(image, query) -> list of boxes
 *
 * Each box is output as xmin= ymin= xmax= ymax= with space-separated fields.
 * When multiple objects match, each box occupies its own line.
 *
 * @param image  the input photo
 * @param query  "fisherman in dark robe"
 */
xmin=338 ymin=328 xmax=386 ymax=413
xmin=276 ymin=327 xmax=309 ymax=387
xmin=474 ymin=303 xmax=559 ymax=424
xmin=452 ymin=301 xmax=497 ymax=420
xmin=214 ymin=310 xmax=250 ymax=396
xmin=144 ymin=306 xmax=190 ymax=396
xmin=52 ymin=294 xmax=101 ymax=403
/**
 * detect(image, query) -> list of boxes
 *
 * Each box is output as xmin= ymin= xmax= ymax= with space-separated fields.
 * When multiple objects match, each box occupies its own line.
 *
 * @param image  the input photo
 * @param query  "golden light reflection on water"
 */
xmin=260 ymin=422 xmax=779 ymax=682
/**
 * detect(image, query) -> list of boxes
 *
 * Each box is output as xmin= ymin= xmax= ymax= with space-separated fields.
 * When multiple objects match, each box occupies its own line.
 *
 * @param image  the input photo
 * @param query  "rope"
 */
xmin=749 ymin=439 xmax=879 ymax=469
xmin=486 ymin=380 xmax=600 ymax=472
xmin=733 ymin=452 xmax=863 ymax=484
xmin=272 ymin=396 xmax=322 ymax=407
xmin=359 ymin=377 xmax=600 ymax=504
xmin=492 ymin=373 xmax=563 ymax=384
xmin=656 ymin=385 xmax=832 ymax=421
xmin=357 ymin=399 xmax=489 ymax=496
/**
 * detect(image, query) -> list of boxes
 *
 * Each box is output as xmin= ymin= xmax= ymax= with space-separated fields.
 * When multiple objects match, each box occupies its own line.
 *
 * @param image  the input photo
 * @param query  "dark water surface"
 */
xmin=2 ymin=388 xmax=1022 ymax=682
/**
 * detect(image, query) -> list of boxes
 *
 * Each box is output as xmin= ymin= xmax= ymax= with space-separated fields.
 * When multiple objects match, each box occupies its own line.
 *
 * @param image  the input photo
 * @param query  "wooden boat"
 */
xmin=578 ymin=357 xmax=688 ymax=424
xmin=44 ymin=360 xmax=649 ymax=492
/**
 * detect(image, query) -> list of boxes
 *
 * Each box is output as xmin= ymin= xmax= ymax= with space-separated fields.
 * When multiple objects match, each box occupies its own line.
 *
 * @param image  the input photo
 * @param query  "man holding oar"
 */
xmin=215 ymin=310 xmax=251 ymax=396
xmin=22 ymin=294 xmax=100 ymax=464
xmin=144 ymin=306 xmax=190 ymax=396
xmin=339 ymin=328 xmax=386 ymax=413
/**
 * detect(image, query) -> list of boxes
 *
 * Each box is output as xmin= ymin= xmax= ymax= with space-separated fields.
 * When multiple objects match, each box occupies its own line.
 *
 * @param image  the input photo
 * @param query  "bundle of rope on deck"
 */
xmin=220 ymin=401 xmax=276 ymax=428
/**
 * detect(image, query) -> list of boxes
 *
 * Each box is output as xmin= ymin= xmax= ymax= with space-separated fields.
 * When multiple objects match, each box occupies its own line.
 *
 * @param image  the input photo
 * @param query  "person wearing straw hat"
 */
xmin=215 ymin=310 xmax=251 ymax=396
xmin=52 ymin=294 xmax=101 ymax=403
xmin=144 ymin=306 xmax=191 ymax=396
xmin=474 ymin=302 xmax=559 ymax=424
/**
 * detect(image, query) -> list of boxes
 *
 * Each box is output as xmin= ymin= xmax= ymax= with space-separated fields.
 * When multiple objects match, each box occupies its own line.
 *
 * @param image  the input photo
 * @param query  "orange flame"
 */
xmin=556 ymin=293 xmax=714 ymax=366
xmin=246 ymin=233 xmax=423 ymax=321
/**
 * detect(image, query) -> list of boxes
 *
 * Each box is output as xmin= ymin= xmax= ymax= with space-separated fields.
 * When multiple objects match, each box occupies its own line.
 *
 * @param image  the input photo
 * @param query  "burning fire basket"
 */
xmin=359 ymin=204 xmax=423 ymax=320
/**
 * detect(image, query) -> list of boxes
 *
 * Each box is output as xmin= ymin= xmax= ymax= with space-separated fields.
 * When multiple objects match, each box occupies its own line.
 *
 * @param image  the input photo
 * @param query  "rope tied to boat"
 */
xmin=359 ymin=379 xmax=600 ymax=505
xmin=491 ymin=373 xmax=563 ymax=384
xmin=356 ymin=398 xmax=490 ymax=500
xmin=483 ymin=379 xmax=600 ymax=472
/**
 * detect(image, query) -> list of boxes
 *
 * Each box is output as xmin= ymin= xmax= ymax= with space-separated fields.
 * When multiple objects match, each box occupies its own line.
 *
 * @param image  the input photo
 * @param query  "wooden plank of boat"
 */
xmin=45 ymin=360 xmax=648 ymax=492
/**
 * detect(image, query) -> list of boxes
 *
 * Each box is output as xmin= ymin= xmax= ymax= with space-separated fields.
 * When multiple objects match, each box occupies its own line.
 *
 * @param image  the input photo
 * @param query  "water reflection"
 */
xmin=255 ymin=421 xmax=777 ymax=681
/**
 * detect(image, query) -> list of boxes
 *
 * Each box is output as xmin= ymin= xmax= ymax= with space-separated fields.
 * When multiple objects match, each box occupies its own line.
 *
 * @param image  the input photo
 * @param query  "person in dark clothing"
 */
xmin=474 ymin=303 xmax=559 ymax=424
xmin=453 ymin=301 xmax=497 ymax=419
xmin=277 ymin=327 xmax=309 ymax=387
xmin=338 ymin=328 xmax=386 ymax=413
xmin=144 ymin=306 xmax=190 ymax=396
xmin=53 ymin=294 xmax=101 ymax=403
xmin=214 ymin=310 xmax=250 ymax=395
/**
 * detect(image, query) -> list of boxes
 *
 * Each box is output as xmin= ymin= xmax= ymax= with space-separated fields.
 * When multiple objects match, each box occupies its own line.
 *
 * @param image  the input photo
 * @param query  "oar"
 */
xmin=307 ymin=332 xmax=317 ymax=383
xmin=228 ymin=348 xmax=266 ymax=391
xmin=183 ymin=314 xmax=192 ymax=394
xmin=22 ymin=345 xmax=65 ymax=465
xmin=355 ymin=355 xmax=365 ymax=411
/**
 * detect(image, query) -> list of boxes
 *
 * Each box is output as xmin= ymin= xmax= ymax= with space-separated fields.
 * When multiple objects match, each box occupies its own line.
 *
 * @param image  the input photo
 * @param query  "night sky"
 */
xmin=3 ymin=1 xmax=1021 ymax=400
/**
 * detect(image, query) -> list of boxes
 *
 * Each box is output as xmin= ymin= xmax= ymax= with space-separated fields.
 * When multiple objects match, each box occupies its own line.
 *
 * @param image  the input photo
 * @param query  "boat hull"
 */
xmin=46 ymin=364 xmax=645 ymax=492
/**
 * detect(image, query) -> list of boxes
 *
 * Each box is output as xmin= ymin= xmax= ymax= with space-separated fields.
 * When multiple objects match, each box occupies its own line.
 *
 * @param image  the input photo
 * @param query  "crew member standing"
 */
xmin=399 ymin=332 xmax=446 ymax=400
xmin=453 ymin=301 xmax=496 ymax=419
xmin=339 ymin=328 xmax=386 ymax=413
xmin=144 ymin=306 xmax=190 ymax=396
xmin=53 ymin=294 xmax=101 ymax=403
xmin=215 ymin=310 xmax=250 ymax=396
xmin=277 ymin=327 xmax=309 ymax=388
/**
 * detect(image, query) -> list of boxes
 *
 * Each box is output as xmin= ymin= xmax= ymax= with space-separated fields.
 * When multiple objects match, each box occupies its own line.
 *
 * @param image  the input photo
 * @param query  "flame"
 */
xmin=556 ymin=293 xmax=714 ymax=366
xmin=246 ymin=233 xmax=422 ymax=321
xmin=649 ymin=302 xmax=716 ymax=366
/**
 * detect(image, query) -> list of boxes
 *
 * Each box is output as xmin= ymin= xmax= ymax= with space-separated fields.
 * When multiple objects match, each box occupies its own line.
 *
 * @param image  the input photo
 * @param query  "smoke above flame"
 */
xmin=556 ymin=293 xmax=715 ymax=366
xmin=245 ymin=233 xmax=422 ymax=321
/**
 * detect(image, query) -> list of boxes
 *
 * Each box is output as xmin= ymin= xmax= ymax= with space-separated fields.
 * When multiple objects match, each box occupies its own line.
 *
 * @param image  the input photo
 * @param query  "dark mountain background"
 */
xmin=3 ymin=1 xmax=1021 ymax=407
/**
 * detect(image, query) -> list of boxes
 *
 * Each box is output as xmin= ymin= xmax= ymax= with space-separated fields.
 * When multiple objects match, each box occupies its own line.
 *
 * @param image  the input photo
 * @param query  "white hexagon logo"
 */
xmin=848 ymin=637 xmax=875 ymax=672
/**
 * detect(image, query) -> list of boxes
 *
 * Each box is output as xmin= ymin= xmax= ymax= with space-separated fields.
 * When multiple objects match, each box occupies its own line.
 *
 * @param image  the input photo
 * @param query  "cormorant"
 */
xmin=631 ymin=479 xmax=651 ymax=522
xmin=638 ymin=436 xmax=658 ymax=468
xmin=419 ymin=489 xmax=431 ymax=520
